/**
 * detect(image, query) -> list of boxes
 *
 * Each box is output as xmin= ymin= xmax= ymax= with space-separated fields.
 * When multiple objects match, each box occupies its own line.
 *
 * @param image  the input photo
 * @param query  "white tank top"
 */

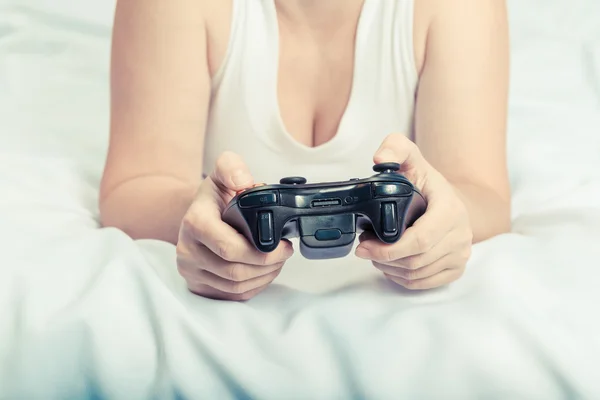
xmin=204 ymin=0 xmax=418 ymax=184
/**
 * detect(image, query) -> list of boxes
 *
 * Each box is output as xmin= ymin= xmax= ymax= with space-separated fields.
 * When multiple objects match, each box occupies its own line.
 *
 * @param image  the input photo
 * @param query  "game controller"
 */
xmin=222 ymin=163 xmax=427 ymax=260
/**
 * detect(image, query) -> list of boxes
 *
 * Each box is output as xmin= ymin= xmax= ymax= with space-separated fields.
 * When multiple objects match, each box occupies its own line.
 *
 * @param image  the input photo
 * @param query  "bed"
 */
xmin=1 ymin=0 xmax=600 ymax=398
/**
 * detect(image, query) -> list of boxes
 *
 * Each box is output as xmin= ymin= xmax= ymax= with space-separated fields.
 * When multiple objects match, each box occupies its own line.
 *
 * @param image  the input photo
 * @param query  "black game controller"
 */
xmin=222 ymin=163 xmax=427 ymax=260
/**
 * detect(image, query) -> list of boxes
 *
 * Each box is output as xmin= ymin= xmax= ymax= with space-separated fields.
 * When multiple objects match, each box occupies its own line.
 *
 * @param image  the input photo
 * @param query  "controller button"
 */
xmin=258 ymin=211 xmax=274 ymax=245
xmin=373 ymin=182 xmax=412 ymax=197
xmin=239 ymin=191 xmax=278 ymax=208
xmin=280 ymin=176 xmax=307 ymax=185
xmin=349 ymin=178 xmax=360 ymax=181
xmin=236 ymin=183 xmax=267 ymax=196
xmin=373 ymin=162 xmax=401 ymax=173
xmin=314 ymin=229 xmax=343 ymax=241
xmin=382 ymin=202 xmax=398 ymax=237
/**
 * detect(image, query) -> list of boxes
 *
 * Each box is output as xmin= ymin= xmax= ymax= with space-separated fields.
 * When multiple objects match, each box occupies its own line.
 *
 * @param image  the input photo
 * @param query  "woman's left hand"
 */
xmin=356 ymin=134 xmax=473 ymax=290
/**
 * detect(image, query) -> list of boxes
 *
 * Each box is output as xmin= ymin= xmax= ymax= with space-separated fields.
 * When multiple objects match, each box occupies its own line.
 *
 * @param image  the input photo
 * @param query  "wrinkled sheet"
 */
xmin=1 ymin=0 xmax=600 ymax=398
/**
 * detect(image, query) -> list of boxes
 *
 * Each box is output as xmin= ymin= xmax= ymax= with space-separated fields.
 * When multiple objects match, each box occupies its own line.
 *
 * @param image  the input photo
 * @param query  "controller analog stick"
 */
xmin=280 ymin=176 xmax=307 ymax=185
xmin=373 ymin=162 xmax=401 ymax=173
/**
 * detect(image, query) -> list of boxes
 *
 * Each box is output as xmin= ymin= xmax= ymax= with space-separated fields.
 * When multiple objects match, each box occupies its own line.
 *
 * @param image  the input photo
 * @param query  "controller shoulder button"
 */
xmin=373 ymin=182 xmax=413 ymax=197
xmin=239 ymin=190 xmax=278 ymax=208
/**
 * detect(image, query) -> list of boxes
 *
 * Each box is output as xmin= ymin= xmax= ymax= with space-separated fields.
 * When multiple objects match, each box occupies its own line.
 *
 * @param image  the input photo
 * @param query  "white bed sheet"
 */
xmin=1 ymin=0 xmax=600 ymax=398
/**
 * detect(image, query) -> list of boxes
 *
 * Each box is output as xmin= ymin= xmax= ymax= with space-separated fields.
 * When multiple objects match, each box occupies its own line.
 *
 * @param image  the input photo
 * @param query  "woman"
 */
xmin=99 ymin=0 xmax=511 ymax=300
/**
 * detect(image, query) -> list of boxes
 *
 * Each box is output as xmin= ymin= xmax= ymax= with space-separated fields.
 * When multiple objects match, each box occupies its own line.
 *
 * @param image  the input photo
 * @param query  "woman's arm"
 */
xmin=414 ymin=0 xmax=511 ymax=243
xmin=99 ymin=0 xmax=211 ymax=243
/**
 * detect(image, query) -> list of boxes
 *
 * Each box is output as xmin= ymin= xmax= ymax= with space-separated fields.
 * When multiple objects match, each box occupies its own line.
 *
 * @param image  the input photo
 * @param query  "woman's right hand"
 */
xmin=176 ymin=152 xmax=294 ymax=301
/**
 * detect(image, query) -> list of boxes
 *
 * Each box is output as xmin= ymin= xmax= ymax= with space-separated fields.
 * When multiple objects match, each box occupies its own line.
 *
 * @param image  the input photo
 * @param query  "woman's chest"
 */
xmin=204 ymin=0 xmax=429 ymax=148
xmin=276 ymin=27 xmax=358 ymax=147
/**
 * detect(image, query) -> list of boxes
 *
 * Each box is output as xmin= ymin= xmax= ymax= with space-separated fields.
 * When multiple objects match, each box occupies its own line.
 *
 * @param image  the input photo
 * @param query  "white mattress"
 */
xmin=1 ymin=0 xmax=600 ymax=398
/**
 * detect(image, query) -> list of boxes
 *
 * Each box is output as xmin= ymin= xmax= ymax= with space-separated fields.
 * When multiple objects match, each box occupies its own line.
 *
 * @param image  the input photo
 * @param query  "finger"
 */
xmin=189 ymin=282 xmax=273 ymax=302
xmin=356 ymin=223 xmax=447 ymax=262
xmin=373 ymin=133 xmax=430 ymax=185
xmin=357 ymin=198 xmax=458 ymax=260
xmin=363 ymin=227 xmax=470 ymax=269
xmin=392 ymin=204 xmax=469 ymax=259
xmin=367 ymin=237 xmax=450 ymax=269
xmin=358 ymin=231 xmax=377 ymax=243
xmin=189 ymin=267 xmax=282 ymax=297
xmin=178 ymin=242 xmax=287 ymax=281
xmin=373 ymin=133 xmax=427 ymax=169
xmin=373 ymin=252 xmax=457 ymax=281
xmin=210 ymin=151 xmax=255 ymax=192
xmin=181 ymin=212 xmax=294 ymax=265
xmin=393 ymin=227 xmax=472 ymax=270
xmin=384 ymin=268 xmax=464 ymax=291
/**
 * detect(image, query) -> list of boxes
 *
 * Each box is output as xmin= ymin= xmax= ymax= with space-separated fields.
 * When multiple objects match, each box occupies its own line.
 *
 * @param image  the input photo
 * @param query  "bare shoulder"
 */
xmin=413 ymin=0 xmax=508 ymax=76
xmin=416 ymin=0 xmax=508 ymax=24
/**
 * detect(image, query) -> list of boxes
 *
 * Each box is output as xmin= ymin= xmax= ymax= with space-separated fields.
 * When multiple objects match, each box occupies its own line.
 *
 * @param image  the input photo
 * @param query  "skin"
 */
xmin=101 ymin=0 xmax=511 ymax=300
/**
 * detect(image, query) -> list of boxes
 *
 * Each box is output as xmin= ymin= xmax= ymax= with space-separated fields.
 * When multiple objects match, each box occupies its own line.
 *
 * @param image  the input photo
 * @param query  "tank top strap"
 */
xmin=351 ymin=0 xmax=418 ymax=102
xmin=211 ymin=0 xmax=276 ymax=89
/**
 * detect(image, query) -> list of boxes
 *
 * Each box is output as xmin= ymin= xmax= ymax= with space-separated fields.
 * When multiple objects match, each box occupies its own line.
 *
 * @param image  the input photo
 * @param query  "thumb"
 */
xmin=374 ymin=133 xmax=432 ymax=189
xmin=374 ymin=133 xmax=428 ymax=170
xmin=210 ymin=151 xmax=255 ymax=192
